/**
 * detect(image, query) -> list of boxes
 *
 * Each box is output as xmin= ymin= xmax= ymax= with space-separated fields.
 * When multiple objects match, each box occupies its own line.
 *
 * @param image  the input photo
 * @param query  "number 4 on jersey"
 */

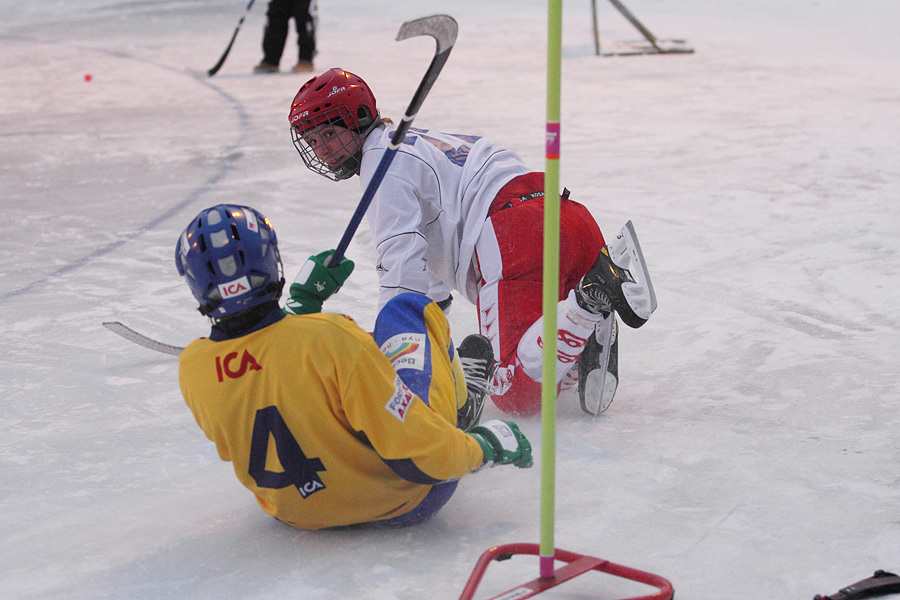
xmin=249 ymin=406 xmax=327 ymax=498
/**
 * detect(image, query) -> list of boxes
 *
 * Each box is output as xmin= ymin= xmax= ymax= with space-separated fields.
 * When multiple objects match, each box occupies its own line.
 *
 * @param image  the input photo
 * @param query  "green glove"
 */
xmin=284 ymin=250 xmax=355 ymax=315
xmin=469 ymin=419 xmax=533 ymax=469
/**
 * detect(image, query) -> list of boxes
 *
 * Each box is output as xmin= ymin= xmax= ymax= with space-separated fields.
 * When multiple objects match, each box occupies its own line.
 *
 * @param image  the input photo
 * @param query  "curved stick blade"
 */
xmin=396 ymin=14 xmax=458 ymax=54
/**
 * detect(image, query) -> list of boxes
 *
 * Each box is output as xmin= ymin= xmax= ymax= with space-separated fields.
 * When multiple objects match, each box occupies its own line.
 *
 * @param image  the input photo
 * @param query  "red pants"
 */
xmin=474 ymin=173 xmax=606 ymax=416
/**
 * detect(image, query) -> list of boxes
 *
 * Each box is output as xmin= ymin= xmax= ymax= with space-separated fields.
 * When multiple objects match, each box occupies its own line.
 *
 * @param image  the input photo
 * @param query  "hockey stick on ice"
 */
xmin=102 ymin=321 xmax=184 ymax=356
xmin=329 ymin=14 xmax=458 ymax=264
xmin=207 ymin=0 xmax=257 ymax=77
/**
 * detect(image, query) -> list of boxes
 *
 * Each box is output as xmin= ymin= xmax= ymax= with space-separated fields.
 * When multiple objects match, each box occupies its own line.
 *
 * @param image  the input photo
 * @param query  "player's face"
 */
xmin=303 ymin=125 xmax=363 ymax=168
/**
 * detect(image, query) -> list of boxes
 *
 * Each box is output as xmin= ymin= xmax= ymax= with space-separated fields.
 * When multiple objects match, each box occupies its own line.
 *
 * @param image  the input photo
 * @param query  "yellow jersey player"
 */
xmin=175 ymin=204 xmax=532 ymax=530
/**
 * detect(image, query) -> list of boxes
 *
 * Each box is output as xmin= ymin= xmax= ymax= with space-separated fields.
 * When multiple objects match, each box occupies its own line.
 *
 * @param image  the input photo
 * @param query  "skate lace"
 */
xmin=460 ymin=356 xmax=494 ymax=395
xmin=576 ymin=280 xmax=613 ymax=315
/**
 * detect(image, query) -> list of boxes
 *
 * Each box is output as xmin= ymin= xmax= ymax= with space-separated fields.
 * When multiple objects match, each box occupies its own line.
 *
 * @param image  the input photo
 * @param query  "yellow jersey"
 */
xmin=178 ymin=312 xmax=484 ymax=530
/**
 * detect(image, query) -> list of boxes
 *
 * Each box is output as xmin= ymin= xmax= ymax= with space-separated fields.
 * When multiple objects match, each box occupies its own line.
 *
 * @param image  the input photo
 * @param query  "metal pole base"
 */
xmin=458 ymin=543 xmax=674 ymax=600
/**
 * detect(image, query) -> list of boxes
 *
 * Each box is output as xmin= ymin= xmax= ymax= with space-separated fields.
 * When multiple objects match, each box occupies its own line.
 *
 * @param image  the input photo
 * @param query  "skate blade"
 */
xmin=608 ymin=220 xmax=658 ymax=320
xmin=579 ymin=318 xmax=618 ymax=416
xmin=582 ymin=370 xmax=618 ymax=416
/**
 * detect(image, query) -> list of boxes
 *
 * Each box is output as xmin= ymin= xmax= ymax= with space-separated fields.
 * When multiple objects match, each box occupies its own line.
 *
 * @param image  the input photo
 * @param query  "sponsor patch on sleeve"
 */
xmin=384 ymin=375 xmax=416 ymax=422
xmin=379 ymin=333 xmax=426 ymax=371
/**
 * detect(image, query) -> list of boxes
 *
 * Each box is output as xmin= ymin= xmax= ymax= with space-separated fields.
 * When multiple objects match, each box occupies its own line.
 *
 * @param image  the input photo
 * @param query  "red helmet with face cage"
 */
xmin=289 ymin=68 xmax=378 ymax=132
xmin=288 ymin=68 xmax=380 ymax=181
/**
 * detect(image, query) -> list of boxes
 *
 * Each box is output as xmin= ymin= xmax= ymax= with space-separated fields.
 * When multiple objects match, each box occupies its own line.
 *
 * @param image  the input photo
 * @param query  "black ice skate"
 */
xmin=576 ymin=220 xmax=658 ymax=329
xmin=457 ymin=334 xmax=495 ymax=432
xmin=813 ymin=570 xmax=900 ymax=600
xmin=578 ymin=314 xmax=619 ymax=416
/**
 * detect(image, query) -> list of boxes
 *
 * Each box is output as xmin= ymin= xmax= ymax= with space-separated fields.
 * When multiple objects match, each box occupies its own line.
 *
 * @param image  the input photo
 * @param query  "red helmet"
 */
xmin=288 ymin=68 xmax=379 ymax=181
xmin=288 ymin=68 xmax=378 ymax=133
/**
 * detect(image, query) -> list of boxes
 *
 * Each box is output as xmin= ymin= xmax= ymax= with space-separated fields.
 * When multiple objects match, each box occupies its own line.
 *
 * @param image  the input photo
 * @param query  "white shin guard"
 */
xmin=515 ymin=290 xmax=605 ymax=386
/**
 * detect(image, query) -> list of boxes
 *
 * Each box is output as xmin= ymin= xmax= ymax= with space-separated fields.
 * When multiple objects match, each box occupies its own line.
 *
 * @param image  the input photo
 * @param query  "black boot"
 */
xmin=456 ymin=334 xmax=495 ymax=431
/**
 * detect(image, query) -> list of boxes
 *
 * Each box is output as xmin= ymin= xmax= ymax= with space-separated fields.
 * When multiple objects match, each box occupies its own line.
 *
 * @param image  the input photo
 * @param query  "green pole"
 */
xmin=540 ymin=0 xmax=563 ymax=580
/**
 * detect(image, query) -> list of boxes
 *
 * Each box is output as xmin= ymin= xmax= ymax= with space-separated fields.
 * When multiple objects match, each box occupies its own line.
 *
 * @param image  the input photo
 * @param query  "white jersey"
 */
xmin=360 ymin=125 xmax=530 ymax=307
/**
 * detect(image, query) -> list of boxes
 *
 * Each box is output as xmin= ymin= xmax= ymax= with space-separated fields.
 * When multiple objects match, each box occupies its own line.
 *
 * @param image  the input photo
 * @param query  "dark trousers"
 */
xmin=261 ymin=0 xmax=316 ymax=66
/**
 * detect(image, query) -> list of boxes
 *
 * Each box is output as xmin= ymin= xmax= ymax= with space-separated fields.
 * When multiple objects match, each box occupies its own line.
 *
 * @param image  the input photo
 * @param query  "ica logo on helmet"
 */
xmin=215 ymin=349 xmax=262 ymax=382
xmin=218 ymin=275 xmax=251 ymax=299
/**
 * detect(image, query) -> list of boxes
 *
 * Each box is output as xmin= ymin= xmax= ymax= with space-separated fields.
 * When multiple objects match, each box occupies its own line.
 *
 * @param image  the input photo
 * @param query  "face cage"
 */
xmin=290 ymin=125 xmax=361 ymax=182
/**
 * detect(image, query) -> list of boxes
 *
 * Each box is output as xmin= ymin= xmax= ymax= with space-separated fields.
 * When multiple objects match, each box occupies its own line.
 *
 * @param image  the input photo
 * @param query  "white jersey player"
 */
xmin=287 ymin=68 xmax=657 ymax=417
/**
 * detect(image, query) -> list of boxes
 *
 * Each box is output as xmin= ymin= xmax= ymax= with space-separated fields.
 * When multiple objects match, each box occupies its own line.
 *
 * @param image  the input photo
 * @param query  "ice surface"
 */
xmin=1 ymin=1 xmax=899 ymax=598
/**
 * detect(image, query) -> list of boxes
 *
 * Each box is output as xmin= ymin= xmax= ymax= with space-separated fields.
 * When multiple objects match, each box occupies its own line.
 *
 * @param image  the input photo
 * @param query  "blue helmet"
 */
xmin=175 ymin=205 xmax=283 ymax=317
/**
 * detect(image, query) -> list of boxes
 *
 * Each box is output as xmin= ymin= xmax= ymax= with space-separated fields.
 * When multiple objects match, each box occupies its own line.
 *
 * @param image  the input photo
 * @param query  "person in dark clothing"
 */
xmin=254 ymin=0 xmax=317 ymax=74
